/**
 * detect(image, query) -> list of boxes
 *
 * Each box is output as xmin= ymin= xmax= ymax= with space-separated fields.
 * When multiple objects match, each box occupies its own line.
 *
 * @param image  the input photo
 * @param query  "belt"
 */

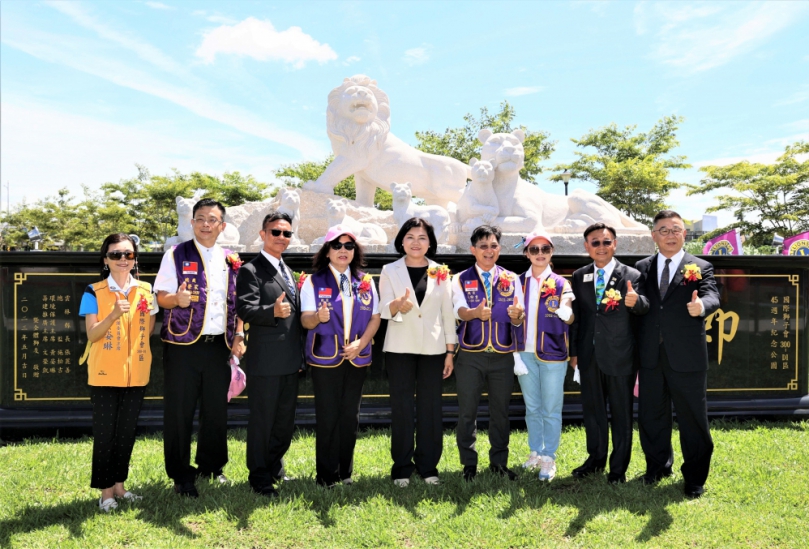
xmin=200 ymin=334 xmax=225 ymax=343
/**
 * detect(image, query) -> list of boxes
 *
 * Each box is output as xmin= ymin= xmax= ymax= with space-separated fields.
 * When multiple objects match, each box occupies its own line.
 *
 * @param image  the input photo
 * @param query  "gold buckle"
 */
xmin=484 ymin=346 xmax=495 ymax=353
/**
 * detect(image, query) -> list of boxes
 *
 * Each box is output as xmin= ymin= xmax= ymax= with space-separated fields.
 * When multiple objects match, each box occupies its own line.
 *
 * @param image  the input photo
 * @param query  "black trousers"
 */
xmin=90 ymin=385 xmax=146 ymax=489
xmin=579 ymin=358 xmax=635 ymax=476
xmin=386 ymin=352 xmax=445 ymax=480
xmin=311 ymin=362 xmax=368 ymax=486
xmin=638 ymin=343 xmax=714 ymax=486
xmin=162 ymin=337 xmax=231 ymax=484
xmin=246 ymin=372 xmax=299 ymax=490
xmin=454 ymin=350 xmax=514 ymax=468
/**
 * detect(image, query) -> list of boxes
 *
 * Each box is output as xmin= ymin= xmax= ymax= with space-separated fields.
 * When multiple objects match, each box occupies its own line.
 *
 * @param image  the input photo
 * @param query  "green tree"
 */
xmin=687 ymin=141 xmax=809 ymax=246
xmin=554 ymin=115 xmax=690 ymax=225
xmin=414 ymin=101 xmax=556 ymax=183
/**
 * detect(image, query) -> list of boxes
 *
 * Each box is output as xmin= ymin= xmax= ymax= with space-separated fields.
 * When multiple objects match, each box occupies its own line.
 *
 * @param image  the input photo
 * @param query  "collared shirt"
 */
xmin=523 ymin=265 xmax=574 ymax=352
xmin=301 ymin=264 xmax=380 ymax=339
xmin=452 ymin=263 xmax=525 ymax=320
xmin=154 ymin=239 xmax=228 ymax=335
xmin=592 ymin=258 xmax=617 ymax=296
xmin=656 ymin=248 xmax=704 ymax=315
xmin=79 ymin=275 xmax=159 ymax=317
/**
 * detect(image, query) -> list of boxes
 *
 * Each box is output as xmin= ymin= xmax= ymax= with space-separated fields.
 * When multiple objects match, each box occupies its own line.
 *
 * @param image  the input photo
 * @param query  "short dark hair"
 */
xmin=470 ymin=224 xmax=502 ymax=246
xmin=262 ymin=211 xmax=293 ymax=231
xmin=99 ymin=233 xmax=138 ymax=279
xmin=312 ymin=234 xmax=367 ymax=280
xmin=583 ymin=222 xmax=617 ymax=240
xmin=192 ymin=198 xmax=226 ymax=219
xmin=653 ymin=210 xmax=683 ymax=226
xmin=394 ymin=217 xmax=438 ymax=258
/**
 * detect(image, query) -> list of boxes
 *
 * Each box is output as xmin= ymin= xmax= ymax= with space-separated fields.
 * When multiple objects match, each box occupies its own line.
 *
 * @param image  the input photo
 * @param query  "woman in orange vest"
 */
xmin=79 ymin=234 xmax=157 ymax=512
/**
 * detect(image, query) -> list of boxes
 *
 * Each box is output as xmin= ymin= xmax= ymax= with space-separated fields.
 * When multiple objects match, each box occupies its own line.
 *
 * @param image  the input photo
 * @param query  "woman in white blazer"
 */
xmin=380 ymin=218 xmax=457 ymax=487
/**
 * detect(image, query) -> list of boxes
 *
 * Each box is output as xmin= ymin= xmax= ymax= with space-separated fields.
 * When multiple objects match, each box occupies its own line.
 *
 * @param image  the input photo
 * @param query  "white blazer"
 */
xmin=379 ymin=257 xmax=458 ymax=355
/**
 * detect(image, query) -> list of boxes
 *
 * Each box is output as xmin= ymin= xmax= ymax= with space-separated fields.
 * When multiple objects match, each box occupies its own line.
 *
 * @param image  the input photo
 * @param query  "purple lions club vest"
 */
xmin=457 ymin=265 xmax=517 ymax=353
xmin=305 ymin=268 xmax=376 ymax=367
xmin=160 ymin=240 xmax=238 ymax=349
xmin=518 ymin=271 xmax=569 ymax=362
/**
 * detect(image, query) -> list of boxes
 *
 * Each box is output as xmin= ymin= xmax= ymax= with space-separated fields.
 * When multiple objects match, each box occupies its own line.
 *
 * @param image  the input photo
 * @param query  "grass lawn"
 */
xmin=1 ymin=419 xmax=807 ymax=548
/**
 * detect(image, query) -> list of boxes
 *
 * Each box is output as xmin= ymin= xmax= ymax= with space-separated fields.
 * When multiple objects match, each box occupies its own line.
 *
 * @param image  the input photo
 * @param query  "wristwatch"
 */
xmin=235 ymin=331 xmax=245 ymax=338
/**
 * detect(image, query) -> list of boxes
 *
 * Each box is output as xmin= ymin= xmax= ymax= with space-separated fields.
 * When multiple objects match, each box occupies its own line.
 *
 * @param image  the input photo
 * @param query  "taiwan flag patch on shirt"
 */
xmin=182 ymin=261 xmax=198 ymax=275
xmin=464 ymin=280 xmax=479 ymax=292
xmin=318 ymin=288 xmax=333 ymax=300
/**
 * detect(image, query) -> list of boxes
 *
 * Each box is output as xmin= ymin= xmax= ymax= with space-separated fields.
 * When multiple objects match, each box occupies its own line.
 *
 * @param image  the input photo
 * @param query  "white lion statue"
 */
xmin=303 ymin=74 xmax=470 ymax=208
xmin=277 ymin=188 xmax=302 ymax=245
xmin=477 ymin=129 xmax=648 ymax=234
xmin=390 ymin=182 xmax=451 ymax=244
xmin=165 ymin=193 xmax=241 ymax=250
xmin=311 ymin=198 xmax=388 ymax=246
xmin=456 ymin=158 xmax=499 ymax=233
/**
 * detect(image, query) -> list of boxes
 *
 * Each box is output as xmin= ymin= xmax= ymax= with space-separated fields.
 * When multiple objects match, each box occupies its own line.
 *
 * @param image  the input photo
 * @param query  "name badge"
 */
xmin=583 ymin=274 xmax=594 ymax=282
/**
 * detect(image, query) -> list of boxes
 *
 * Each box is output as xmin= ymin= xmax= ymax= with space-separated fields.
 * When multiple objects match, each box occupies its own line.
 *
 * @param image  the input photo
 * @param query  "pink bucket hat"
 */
xmin=522 ymin=230 xmax=554 ymax=249
xmin=324 ymin=224 xmax=358 ymax=243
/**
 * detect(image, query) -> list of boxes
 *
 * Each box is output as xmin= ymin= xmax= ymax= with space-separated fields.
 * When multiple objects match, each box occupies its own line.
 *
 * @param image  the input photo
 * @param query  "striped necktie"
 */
xmin=482 ymin=272 xmax=492 ymax=305
xmin=595 ymin=268 xmax=605 ymax=307
xmin=279 ymin=260 xmax=296 ymax=299
xmin=340 ymin=273 xmax=351 ymax=297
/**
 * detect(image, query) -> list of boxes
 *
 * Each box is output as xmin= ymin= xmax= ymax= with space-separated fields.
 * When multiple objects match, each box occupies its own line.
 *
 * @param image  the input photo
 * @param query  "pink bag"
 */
xmin=227 ymin=355 xmax=246 ymax=402
xmin=633 ymin=372 xmax=639 ymax=398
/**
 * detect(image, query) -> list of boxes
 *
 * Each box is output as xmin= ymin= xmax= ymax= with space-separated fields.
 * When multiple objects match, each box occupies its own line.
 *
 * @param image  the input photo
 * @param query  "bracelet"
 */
xmin=446 ymin=350 xmax=455 ymax=355
xmin=235 ymin=331 xmax=245 ymax=338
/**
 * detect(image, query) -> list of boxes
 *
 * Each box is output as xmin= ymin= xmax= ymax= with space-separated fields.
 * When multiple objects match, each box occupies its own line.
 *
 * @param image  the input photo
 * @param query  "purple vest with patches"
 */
xmin=518 ymin=271 xmax=569 ymax=361
xmin=160 ymin=240 xmax=238 ymax=349
xmin=457 ymin=265 xmax=518 ymax=353
xmin=305 ymin=268 xmax=375 ymax=367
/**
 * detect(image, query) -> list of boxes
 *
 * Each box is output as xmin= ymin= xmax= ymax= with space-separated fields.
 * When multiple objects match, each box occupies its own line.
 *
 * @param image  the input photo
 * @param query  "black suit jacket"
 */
xmin=236 ymin=253 xmax=303 ymax=377
xmin=634 ymin=252 xmax=720 ymax=373
xmin=570 ymin=260 xmax=649 ymax=376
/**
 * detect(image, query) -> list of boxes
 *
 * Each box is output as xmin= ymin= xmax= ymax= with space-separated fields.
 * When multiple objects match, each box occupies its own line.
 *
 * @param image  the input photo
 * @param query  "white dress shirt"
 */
xmin=154 ymin=239 xmax=228 ymax=335
xmin=522 ymin=265 xmax=575 ymax=352
xmin=452 ymin=264 xmax=524 ymax=320
xmin=301 ymin=265 xmax=380 ymax=341
xmin=591 ymin=258 xmax=617 ymax=297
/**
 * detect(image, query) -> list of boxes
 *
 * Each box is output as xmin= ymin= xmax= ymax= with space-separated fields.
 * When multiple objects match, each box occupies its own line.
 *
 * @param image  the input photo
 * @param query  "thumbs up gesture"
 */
xmin=475 ymin=298 xmax=492 ymax=321
xmin=625 ymin=280 xmax=638 ymax=308
xmin=112 ymin=292 xmax=131 ymax=319
xmin=274 ymin=291 xmax=291 ymax=319
xmin=396 ymin=288 xmax=414 ymax=315
xmin=176 ymin=281 xmax=192 ymax=308
xmin=686 ymin=289 xmax=703 ymax=317
xmin=316 ymin=301 xmax=330 ymax=324
xmin=507 ymin=295 xmax=524 ymax=322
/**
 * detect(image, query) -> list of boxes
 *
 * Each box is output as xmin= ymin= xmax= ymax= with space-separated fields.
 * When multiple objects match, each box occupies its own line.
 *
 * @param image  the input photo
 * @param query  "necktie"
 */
xmin=279 ymin=261 xmax=296 ymax=299
xmin=340 ymin=273 xmax=350 ymax=297
xmin=659 ymin=258 xmax=672 ymax=299
xmin=482 ymin=272 xmax=492 ymax=305
xmin=595 ymin=268 xmax=605 ymax=307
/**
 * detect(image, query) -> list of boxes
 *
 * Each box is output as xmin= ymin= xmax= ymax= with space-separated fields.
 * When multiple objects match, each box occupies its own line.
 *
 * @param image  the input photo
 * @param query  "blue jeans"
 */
xmin=517 ymin=353 xmax=567 ymax=460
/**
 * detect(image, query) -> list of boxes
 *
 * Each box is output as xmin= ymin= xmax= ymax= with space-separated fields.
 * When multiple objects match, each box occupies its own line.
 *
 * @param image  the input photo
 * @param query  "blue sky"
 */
xmin=2 ymin=0 xmax=808 ymax=226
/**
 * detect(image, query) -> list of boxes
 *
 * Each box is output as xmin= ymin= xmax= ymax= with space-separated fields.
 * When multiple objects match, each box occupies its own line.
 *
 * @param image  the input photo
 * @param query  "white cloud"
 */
xmin=145 ymin=1 xmax=175 ymax=10
xmin=572 ymin=1 xmax=611 ymax=17
xmin=402 ymin=44 xmax=431 ymax=66
xmin=195 ymin=17 xmax=338 ymax=68
xmin=503 ymin=86 xmax=545 ymax=97
xmin=343 ymin=55 xmax=361 ymax=66
xmin=206 ymin=15 xmax=237 ymax=24
xmin=775 ymin=85 xmax=809 ymax=106
xmin=635 ymin=1 xmax=809 ymax=73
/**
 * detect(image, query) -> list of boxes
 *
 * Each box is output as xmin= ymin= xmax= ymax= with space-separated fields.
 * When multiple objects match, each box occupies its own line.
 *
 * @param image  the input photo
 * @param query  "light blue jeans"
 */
xmin=517 ymin=352 xmax=567 ymax=460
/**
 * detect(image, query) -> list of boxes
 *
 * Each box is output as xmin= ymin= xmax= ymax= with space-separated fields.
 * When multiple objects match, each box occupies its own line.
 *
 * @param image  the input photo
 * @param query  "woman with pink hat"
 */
xmin=300 ymin=224 xmax=381 ymax=487
xmin=513 ymin=231 xmax=575 ymax=482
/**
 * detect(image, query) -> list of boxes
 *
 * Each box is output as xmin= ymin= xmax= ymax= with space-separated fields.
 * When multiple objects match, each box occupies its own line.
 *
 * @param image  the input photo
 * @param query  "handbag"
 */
xmin=227 ymin=355 xmax=247 ymax=402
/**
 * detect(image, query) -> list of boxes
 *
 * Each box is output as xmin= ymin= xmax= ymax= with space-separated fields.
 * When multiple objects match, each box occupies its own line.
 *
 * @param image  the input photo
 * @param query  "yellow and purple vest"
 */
xmin=457 ymin=265 xmax=518 ymax=353
xmin=517 ymin=271 xmax=569 ymax=361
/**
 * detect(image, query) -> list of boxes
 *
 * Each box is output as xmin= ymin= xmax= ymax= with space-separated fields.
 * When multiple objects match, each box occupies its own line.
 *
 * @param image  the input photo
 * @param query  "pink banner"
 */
xmin=783 ymin=231 xmax=809 ymax=256
xmin=703 ymin=229 xmax=743 ymax=255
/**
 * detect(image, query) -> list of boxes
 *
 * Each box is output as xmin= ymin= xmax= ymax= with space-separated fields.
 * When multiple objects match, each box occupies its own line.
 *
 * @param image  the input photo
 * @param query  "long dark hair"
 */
xmin=312 ymin=235 xmax=366 ymax=279
xmin=99 ymin=233 xmax=139 ymax=280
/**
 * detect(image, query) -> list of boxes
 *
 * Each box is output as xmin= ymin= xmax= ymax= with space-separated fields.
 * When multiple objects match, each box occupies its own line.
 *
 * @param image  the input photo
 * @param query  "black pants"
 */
xmin=163 ymin=338 xmax=231 ymax=484
xmin=311 ymin=362 xmax=368 ymax=486
xmin=90 ymin=385 xmax=146 ymax=489
xmin=386 ymin=352 xmax=445 ymax=480
xmin=580 ymin=358 xmax=635 ymax=476
xmin=247 ymin=372 xmax=299 ymax=490
xmin=454 ymin=350 xmax=514 ymax=468
xmin=638 ymin=343 xmax=714 ymax=486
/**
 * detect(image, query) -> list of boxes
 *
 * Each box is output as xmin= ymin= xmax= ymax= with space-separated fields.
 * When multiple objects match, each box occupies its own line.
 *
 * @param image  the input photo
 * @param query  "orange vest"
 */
xmin=80 ymin=279 xmax=154 ymax=387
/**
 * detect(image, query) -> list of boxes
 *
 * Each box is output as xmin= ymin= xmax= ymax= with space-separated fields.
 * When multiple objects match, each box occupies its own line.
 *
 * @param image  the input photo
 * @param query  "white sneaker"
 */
xmin=117 ymin=491 xmax=142 ymax=501
xmin=393 ymin=478 xmax=410 ymax=488
xmin=522 ymin=451 xmax=541 ymax=470
xmin=538 ymin=456 xmax=557 ymax=481
xmin=342 ymin=478 xmax=353 ymax=485
xmin=423 ymin=476 xmax=440 ymax=485
xmin=99 ymin=497 xmax=118 ymax=512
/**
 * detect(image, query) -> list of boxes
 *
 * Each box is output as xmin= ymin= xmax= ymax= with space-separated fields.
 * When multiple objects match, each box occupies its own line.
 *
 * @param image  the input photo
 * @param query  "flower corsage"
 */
xmin=226 ymin=253 xmax=243 ymax=271
xmin=682 ymin=263 xmax=702 ymax=283
xmin=601 ymin=288 xmax=622 ymax=311
xmin=427 ymin=264 xmax=450 ymax=285
xmin=357 ymin=273 xmax=373 ymax=295
xmin=293 ymin=271 xmax=308 ymax=290
xmin=136 ymin=294 xmax=153 ymax=313
xmin=497 ymin=271 xmax=515 ymax=292
xmin=540 ymin=277 xmax=557 ymax=297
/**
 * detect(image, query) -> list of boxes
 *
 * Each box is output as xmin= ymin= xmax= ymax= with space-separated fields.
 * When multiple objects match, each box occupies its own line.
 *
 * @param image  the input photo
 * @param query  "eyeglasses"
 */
xmin=476 ymin=244 xmax=500 ymax=251
xmin=527 ymin=245 xmax=553 ymax=256
xmin=106 ymin=251 xmax=136 ymax=260
xmin=269 ymin=229 xmax=294 ymax=238
xmin=193 ymin=217 xmax=222 ymax=226
xmin=588 ymin=239 xmax=613 ymax=248
xmin=653 ymin=227 xmax=684 ymax=236
xmin=330 ymin=241 xmax=357 ymax=251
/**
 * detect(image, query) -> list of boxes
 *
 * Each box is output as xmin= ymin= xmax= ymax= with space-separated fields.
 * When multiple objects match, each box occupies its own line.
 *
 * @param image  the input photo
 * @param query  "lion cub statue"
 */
xmin=455 ymin=158 xmax=499 ymax=233
xmin=311 ymin=198 xmax=388 ymax=246
xmin=303 ymin=74 xmax=469 ymax=209
xmin=277 ymin=188 xmax=302 ymax=245
xmin=390 ymin=182 xmax=451 ymax=244
xmin=166 ymin=193 xmax=240 ymax=249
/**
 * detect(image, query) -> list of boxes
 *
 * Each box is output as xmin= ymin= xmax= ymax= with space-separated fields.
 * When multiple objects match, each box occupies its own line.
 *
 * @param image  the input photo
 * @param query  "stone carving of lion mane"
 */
xmin=303 ymin=74 xmax=469 ymax=209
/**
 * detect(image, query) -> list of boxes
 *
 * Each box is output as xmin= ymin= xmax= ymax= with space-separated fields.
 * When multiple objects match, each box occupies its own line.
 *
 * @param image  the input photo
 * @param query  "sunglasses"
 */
xmin=527 ymin=245 xmax=553 ymax=256
xmin=106 ymin=251 xmax=136 ymax=260
xmin=269 ymin=229 xmax=293 ymax=238
xmin=588 ymin=239 xmax=613 ymax=248
xmin=330 ymin=241 xmax=357 ymax=251
xmin=476 ymin=244 xmax=500 ymax=251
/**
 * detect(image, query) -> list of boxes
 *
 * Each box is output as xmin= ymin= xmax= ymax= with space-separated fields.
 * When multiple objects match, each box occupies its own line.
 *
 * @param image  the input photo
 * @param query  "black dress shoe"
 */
xmin=173 ymin=481 xmax=199 ymax=498
xmin=463 ymin=466 xmax=477 ymax=482
xmin=684 ymin=484 xmax=705 ymax=499
xmin=571 ymin=461 xmax=606 ymax=479
xmin=636 ymin=468 xmax=673 ymax=486
xmin=607 ymin=473 xmax=626 ymax=484
xmin=252 ymin=484 xmax=280 ymax=498
xmin=489 ymin=465 xmax=518 ymax=481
